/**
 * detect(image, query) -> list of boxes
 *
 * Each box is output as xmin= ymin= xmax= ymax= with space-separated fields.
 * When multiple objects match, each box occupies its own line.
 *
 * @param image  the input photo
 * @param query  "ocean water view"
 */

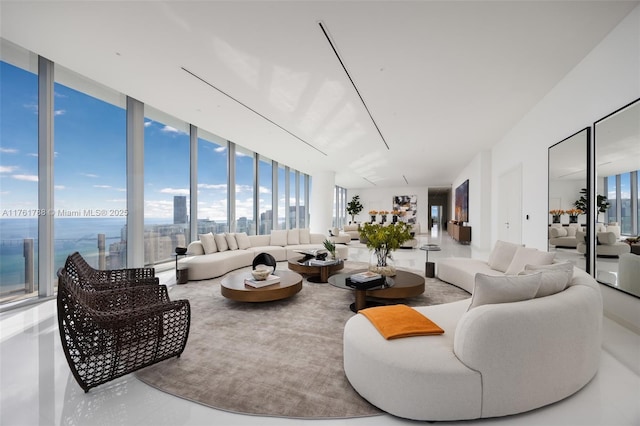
xmin=1 ymin=218 xmax=129 ymax=296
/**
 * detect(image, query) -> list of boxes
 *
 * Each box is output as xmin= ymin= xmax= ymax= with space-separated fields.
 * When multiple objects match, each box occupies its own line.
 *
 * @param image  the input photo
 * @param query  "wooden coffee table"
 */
xmin=328 ymin=269 xmax=425 ymax=312
xmin=220 ymin=270 xmax=303 ymax=302
xmin=287 ymin=258 xmax=344 ymax=283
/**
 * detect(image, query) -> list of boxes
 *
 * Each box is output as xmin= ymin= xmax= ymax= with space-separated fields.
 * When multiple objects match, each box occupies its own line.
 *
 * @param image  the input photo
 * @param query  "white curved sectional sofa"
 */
xmin=343 ymin=241 xmax=602 ymax=421
xmin=178 ymin=229 xmax=349 ymax=280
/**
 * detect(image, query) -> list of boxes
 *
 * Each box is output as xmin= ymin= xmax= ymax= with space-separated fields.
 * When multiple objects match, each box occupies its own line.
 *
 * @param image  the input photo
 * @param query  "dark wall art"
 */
xmin=455 ymin=180 xmax=469 ymax=223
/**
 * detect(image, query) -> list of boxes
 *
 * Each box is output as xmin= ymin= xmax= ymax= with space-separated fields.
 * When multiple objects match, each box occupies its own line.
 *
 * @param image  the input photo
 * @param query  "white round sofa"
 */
xmin=343 ymin=243 xmax=602 ymax=421
xmin=179 ymin=228 xmax=349 ymax=280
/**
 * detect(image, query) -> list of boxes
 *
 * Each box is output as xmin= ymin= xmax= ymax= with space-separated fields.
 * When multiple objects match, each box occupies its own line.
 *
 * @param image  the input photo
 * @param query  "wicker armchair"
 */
xmin=57 ymin=258 xmax=190 ymax=392
xmin=64 ymin=251 xmax=158 ymax=291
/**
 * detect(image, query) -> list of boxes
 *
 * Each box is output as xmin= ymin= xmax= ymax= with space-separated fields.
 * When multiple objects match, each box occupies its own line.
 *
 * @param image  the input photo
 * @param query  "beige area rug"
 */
xmin=135 ymin=262 xmax=470 ymax=419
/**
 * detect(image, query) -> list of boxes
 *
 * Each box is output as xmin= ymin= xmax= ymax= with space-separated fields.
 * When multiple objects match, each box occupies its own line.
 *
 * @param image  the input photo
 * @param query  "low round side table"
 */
xmin=420 ymin=244 xmax=441 ymax=278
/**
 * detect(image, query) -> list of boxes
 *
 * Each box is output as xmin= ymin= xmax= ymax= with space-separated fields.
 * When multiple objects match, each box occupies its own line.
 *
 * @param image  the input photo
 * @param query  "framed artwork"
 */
xmin=393 ymin=195 xmax=417 ymax=224
xmin=455 ymin=180 xmax=469 ymax=223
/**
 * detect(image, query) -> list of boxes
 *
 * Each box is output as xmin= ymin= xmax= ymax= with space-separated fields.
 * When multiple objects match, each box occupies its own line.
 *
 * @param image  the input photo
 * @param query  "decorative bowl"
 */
xmin=251 ymin=266 xmax=271 ymax=281
xmin=175 ymin=247 xmax=187 ymax=255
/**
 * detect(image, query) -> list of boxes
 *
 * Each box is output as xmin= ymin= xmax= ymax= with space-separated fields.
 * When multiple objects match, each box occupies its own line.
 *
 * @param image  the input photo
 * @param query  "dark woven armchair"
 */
xmin=57 ymin=255 xmax=190 ymax=392
xmin=64 ymin=251 xmax=158 ymax=290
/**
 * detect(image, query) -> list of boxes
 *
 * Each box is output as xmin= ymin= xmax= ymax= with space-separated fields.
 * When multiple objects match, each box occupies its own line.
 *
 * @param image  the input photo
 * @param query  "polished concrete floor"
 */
xmin=1 ymin=228 xmax=639 ymax=425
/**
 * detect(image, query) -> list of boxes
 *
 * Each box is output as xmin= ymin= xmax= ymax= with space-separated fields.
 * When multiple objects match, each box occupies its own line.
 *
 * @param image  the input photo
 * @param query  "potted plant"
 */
xmin=549 ymin=209 xmax=565 ymax=223
xmin=346 ymin=195 xmax=364 ymax=224
xmin=368 ymin=210 xmax=378 ymax=223
xmin=359 ymin=222 xmax=412 ymax=276
xmin=323 ymin=239 xmax=337 ymax=259
xmin=565 ymin=208 xmax=583 ymax=224
xmin=574 ymin=188 xmax=610 ymax=216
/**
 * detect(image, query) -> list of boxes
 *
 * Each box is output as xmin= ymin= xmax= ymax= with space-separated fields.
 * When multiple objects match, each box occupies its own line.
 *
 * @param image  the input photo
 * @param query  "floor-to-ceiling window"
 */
xmin=289 ymin=168 xmax=297 ymax=228
xmin=605 ymin=170 xmax=639 ymax=236
xmin=278 ymin=164 xmax=286 ymax=229
xmin=197 ymin=129 xmax=228 ymax=234
xmin=258 ymin=156 xmax=273 ymax=234
xmin=53 ymin=65 xmax=127 ymax=276
xmin=0 ymin=42 xmax=39 ymax=303
xmin=143 ymin=106 xmax=190 ymax=266
xmin=235 ymin=146 xmax=255 ymax=235
xmin=299 ymin=173 xmax=307 ymax=228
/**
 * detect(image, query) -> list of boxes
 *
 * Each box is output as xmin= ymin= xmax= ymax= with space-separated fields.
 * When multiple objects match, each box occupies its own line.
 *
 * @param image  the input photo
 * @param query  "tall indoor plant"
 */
xmin=359 ymin=222 xmax=412 ymax=276
xmin=346 ymin=195 xmax=364 ymax=224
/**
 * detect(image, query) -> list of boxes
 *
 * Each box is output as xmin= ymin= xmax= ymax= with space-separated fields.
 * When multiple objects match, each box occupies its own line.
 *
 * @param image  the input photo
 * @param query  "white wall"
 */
xmin=348 ymin=186 xmax=429 ymax=231
xmin=451 ymin=150 xmax=492 ymax=251
xmin=549 ymin=178 xmax=586 ymax=224
xmin=488 ymin=5 xmax=640 ymax=329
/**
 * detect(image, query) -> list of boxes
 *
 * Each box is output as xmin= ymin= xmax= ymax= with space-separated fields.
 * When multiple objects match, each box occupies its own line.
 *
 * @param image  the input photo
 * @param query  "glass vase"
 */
xmin=368 ymin=249 xmax=396 ymax=276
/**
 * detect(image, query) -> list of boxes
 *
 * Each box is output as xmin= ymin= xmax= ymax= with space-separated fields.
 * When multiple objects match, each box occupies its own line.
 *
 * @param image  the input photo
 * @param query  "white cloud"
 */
xmin=81 ymin=173 xmax=99 ymax=178
xmin=0 ymin=148 xmax=18 ymax=154
xmin=116 ymin=188 xmax=126 ymax=192
xmin=93 ymin=185 xmax=112 ymax=189
xmin=144 ymin=199 xmax=173 ymax=218
xmin=0 ymin=166 xmax=18 ymax=173
xmin=214 ymin=146 xmax=226 ymax=153
xmin=27 ymin=153 xmax=38 ymax=157
xmin=23 ymin=103 xmax=38 ymax=114
xmin=198 ymin=183 xmax=227 ymax=190
xmin=159 ymin=187 xmax=189 ymax=195
xmin=235 ymin=184 xmax=252 ymax=193
xmin=54 ymin=185 xmax=66 ymax=190
xmin=144 ymin=120 xmax=153 ymax=127
xmin=12 ymin=174 xmax=38 ymax=182
xmin=161 ymin=125 xmax=187 ymax=135
xmin=258 ymin=186 xmax=271 ymax=194
xmin=108 ymin=198 xmax=126 ymax=203
xmin=54 ymin=110 xmax=66 ymax=116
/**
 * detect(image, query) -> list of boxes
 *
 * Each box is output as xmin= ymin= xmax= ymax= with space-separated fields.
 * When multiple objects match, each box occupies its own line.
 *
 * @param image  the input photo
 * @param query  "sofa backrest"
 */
xmin=453 ymin=267 xmax=602 ymax=417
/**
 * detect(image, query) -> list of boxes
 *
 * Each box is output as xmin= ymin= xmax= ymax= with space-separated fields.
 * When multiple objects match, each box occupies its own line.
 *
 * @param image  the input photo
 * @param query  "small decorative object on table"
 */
xmin=245 ymin=273 xmax=281 ymax=288
xmin=323 ymin=239 xmax=337 ymax=259
xmin=251 ymin=266 xmax=272 ymax=281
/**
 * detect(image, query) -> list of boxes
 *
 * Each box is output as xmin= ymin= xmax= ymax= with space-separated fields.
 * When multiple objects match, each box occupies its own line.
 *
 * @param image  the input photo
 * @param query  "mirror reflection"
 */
xmin=548 ymin=128 xmax=589 ymax=272
xmin=594 ymin=98 xmax=640 ymax=297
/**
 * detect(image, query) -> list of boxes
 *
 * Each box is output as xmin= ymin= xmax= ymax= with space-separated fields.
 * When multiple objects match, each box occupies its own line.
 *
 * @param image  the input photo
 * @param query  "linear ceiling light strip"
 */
xmin=318 ymin=21 xmax=390 ymax=150
xmin=181 ymin=67 xmax=327 ymax=156
xmin=363 ymin=177 xmax=377 ymax=186
xmin=403 ymin=175 xmax=409 ymax=185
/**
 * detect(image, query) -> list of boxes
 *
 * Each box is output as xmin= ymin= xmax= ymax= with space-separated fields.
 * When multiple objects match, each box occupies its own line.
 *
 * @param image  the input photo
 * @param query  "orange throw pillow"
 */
xmin=359 ymin=304 xmax=444 ymax=339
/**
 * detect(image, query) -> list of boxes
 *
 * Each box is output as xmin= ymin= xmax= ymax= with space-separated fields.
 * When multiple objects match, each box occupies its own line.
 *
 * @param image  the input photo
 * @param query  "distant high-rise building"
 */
xmin=174 ymin=196 xmax=187 ymax=224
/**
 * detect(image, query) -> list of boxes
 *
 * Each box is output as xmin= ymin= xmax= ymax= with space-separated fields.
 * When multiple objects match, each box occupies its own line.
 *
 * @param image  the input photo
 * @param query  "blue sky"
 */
xmin=1 ymin=61 xmax=286 ymax=222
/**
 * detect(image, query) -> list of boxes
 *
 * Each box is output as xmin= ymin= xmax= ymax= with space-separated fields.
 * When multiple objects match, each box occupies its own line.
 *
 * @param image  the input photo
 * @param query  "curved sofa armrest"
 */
xmin=186 ymin=240 xmax=204 ymax=255
xmin=453 ymin=283 xmax=602 ymax=418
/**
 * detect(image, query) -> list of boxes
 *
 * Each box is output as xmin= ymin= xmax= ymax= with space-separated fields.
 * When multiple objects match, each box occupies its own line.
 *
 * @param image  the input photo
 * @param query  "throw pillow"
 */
xmin=550 ymin=227 xmax=567 ymax=238
xmin=214 ymin=233 xmax=229 ymax=252
xmin=487 ymin=240 xmax=523 ymax=273
xmin=270 ymin=229 xmax=288 ymax=246
xmin=199 ymin=232 xmax=217 ymax=254
xmin=235 ymin=232 xmax=251 ymax=250
xmin=468 ymin=273 xmax=541 ymax=311
xmin=288 ymin=228 xmax=300 ymax=245
xmin=504 ymin=247 xmax=556 ymax=275
xmin=225 ymin=232 xmax=239 ymax=250
xmin=299 ymin=228 xmax=311 ymax=244
xmin=566 ymin=226 xmax=579 ymax=237
xmin=520 ymin=262 xmax=573 ymax=298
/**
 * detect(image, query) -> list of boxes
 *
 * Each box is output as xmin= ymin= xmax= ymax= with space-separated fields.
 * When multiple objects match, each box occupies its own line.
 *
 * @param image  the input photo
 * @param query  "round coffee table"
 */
xmin=220 ymin=270 xmax=303 ymax=302
xmin=287 ymin=258 xmax=344 ymax=283
xmin=329 ymin=269 xmax=425 ymax=312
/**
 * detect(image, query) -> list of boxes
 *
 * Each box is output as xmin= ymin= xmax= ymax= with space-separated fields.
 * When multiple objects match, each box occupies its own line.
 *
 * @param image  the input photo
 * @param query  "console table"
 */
xmin=449 ymin=222 xmax=471 ymax=244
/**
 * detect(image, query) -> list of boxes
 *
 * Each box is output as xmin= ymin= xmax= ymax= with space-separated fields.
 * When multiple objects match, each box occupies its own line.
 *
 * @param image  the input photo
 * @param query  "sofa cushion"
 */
xmin=225 ymin=232 xmax=239 ymax=250
xmin=468 ymin=273 xmax=541 ymax=310
xmin=520 ymin=262 xmax=573 ymax=298
xmin=288 ymin=229 xmax=300 ymax=245
xmin=566 ymin=226 xmax=579 ymax=237
xmin=271 ymin=230 xmax=288 ymax=246
xmin=235 ymin=232 xmax=251 ymax=250
xmin=199 ymin=232 xmax=217 ymax=254
xmin=299 ymin=228 xmax=311 ymax=244
xmin=487 ymin=241 xmax=522 ymax=273
xmin=597 ymin=231 xmax=617 ymax=245
xmin=504 ymin=247 xmax=555 ymax=275
xmin=550 ymin=227 xmax=567 ymax=238
xmin=214 ymin=233 xmax=229 ymax=252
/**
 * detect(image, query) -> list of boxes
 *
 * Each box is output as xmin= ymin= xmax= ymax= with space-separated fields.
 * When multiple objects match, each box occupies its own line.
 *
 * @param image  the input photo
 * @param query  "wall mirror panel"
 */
xmin=548 ymin=128 xmax=589 ymax=272
xmin=594 ymin=98 xmax=640 ymax=298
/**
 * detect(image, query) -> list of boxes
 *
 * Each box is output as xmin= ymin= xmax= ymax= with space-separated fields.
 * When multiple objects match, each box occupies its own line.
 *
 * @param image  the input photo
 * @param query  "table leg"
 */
xmin=425 ymin=262 xmax=435 ymax=278
xmin=355 ymin=290 xmax=367 ymax=312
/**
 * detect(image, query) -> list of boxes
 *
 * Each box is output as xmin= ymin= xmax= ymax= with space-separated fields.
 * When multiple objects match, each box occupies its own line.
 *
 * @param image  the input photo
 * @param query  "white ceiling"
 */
xmin=1 ymin=0 xmax=637 ymax=189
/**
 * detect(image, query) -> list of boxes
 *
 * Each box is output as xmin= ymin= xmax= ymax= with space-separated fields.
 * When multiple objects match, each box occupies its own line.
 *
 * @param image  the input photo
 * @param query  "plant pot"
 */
xmin=552 ymin=215 xmax=561 ymax=224
xmin=569 ymin=216 xmax=578 ymax=223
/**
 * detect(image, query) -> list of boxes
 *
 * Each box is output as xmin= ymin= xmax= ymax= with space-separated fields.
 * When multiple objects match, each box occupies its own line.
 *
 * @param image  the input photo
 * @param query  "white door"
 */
xmin=498 ymin=165 xmax=523 ymax=244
